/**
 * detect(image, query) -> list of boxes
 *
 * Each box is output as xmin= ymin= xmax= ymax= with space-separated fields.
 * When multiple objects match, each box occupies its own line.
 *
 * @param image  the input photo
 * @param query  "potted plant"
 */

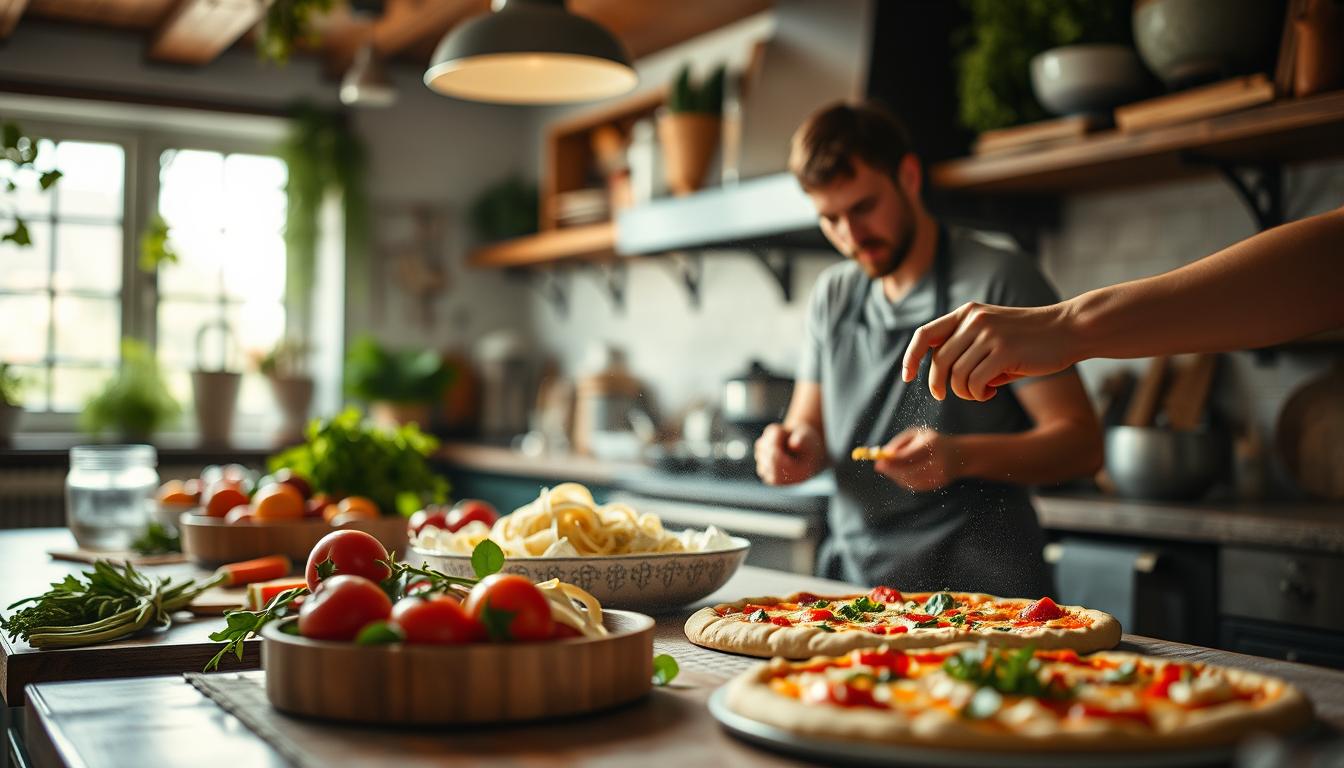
xmin=81 ymin=339 xmax=181 ymax=442
xmin=344 ymin=336 xmax=453 ymax=429
xmin=255 ymin=338 xmax=314 ymax=446
xmin=0 ymin=363 xmax=24 ymax=446
xmin=658 ymin=64 xmax=726 ymax=196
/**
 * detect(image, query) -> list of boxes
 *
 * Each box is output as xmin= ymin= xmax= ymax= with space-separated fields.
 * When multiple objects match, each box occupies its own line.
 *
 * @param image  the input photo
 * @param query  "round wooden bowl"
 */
xmin=179 ymin=512 xmax=409 ymax=568
xmin=261 ymin=610 xmax=656 ymax=724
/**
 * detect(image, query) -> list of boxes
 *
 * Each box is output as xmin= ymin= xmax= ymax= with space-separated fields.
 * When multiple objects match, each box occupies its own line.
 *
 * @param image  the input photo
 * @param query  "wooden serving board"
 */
xmin=262 ymin=611 xmax=656 ymax=724
xmin=180 ymin=515 xmax=408 ymax=568
xmin=47 ymin=548 xmax=187 ymax=567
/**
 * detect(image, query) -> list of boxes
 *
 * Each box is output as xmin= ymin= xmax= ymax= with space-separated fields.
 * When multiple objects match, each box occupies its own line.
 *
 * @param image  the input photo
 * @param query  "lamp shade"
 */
xmin=423 ymin=0 xmax=637 ymax=104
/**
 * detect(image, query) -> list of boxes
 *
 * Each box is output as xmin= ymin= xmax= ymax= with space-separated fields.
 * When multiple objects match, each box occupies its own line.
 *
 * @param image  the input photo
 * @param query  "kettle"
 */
xmin=722 ymin=360 xmax=793 ymax=435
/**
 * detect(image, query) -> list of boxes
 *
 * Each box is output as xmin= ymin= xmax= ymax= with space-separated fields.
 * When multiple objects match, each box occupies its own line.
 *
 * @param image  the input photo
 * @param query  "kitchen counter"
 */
xmin=14 ymin=565 xmax=1344 ymax=768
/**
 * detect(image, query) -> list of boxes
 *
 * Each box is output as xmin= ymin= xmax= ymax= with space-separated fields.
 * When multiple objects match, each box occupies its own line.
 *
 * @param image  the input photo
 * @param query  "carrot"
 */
xmin=245 ymin=578 xmax=309 ymax=610
xmin=216 ymin=555 xmax=292 ymax=587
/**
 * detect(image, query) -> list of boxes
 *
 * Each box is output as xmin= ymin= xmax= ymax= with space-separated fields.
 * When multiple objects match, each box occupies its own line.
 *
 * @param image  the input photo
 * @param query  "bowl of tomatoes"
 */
xmin=174 ymin=469 xmax=408 ymax=568
xmin=255 ymin=530 xmax=656 ymax=724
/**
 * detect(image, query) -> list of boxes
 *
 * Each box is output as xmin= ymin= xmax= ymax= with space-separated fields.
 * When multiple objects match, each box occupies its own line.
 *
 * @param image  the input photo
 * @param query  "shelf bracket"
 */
xmin=665 ymin=251 xmax=704 ymax=308
xmin=1183 ymin=154 xmax=1283 ymax=232
xmin=529 ymin=268 xmax=570 ymax=317
xmin=593 ymin=260 xmax=628 ymax=314
xmin=750 ymin=248 xmax=795 ymax=302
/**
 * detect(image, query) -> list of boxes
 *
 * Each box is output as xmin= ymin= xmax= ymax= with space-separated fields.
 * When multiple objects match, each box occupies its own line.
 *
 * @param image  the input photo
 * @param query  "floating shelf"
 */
xmin=931 ymin=91 xmax=1344 ymax=194
xmin=469 ymin=223 xmax=615 ymax=268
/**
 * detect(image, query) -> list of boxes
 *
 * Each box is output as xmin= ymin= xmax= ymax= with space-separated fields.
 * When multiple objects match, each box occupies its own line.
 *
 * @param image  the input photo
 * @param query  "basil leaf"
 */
xmin=1103 ymin=661 xmax=1137 ymax=684
xmin=354 ymin=621 xmax=404 ymax=645
xmin=948 ymin=613 xmax=966 ymax=627
xmin=836 ymin=604 xmax=862 ymax=621
xmin=811 ymin=600 xmax=830 ymax=609
xmin=992 ymin=626 xmax=1011 ymax=632
xmin=749 ymin=609 xmax=769 ymax=623
xmin=471 ymin=539 xmax=505 ymax=579
xmin=851 ymin=596 xmax=884 ymax=613
xmin=923 ymin=592 xmax=955 ymax=616
xmin=479 ymin=600 xmax=517 ymax=641
xmin=815 ymin=624 xmax=836 ymax=633
xmin=652 ymin=654 xmax=680 ymax=686
xmin=915 ymin=619 xmax=940 ymax=629
xmin=963 ymin=687 xmax=1003 ymax=720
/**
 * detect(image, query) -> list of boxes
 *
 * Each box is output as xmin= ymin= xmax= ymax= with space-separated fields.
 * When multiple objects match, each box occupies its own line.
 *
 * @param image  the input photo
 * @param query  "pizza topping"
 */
xmin=868 ymin=624 xmax=909 ymax=635
xmin=1144 ymin=664 xmax=1188 ymax=699
xmin=835 ymin=596 xmax=885 ymax=621
xmin=802 ymin=608 xmax=834 ymax=622
xmin=742 ymin=603 xmax=770 ymax=615
xmin=942 ymin=645 xmax=1074 ymax=701
xmin=1102 ymin=660 xmax=1138 ymax=683
xmin=1066 ymin=701 xmax=1151 ymax=725
xmin=923 ymin=592 xmax=957 ymax=615
xmin=1018 ymin=597 xmax=1066 ymax=622
xmin=963 ymin=686 xmax=1004 ymax=719
xmin=903 ymin=613 xmax=936 ymax=623
xmin=748 ymin=609 xmax=769 ymax=623
xmin=815 ymin=624 xmax=836 ymax=632
xmin=1167 ymin=671 xmax=1234 ymax=707
xmin=808 ymin=599 xmax=830 ymax=609
xmin=791 ymin=592 xmax=821 ymax=605
xmin=869 ymin=586 xmax=903 ymax=605
xmin=850 ymin=648 xmax=911 ymax=675
xmin=802 ymin=677 xmax=885 ymax=709
xmin=770 ymin=616 xmax=794 ymax=627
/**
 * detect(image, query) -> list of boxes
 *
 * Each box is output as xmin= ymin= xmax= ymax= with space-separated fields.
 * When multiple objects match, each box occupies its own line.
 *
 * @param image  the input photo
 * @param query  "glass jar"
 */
xmin=65 ymin=444 xmax=158 ymax=550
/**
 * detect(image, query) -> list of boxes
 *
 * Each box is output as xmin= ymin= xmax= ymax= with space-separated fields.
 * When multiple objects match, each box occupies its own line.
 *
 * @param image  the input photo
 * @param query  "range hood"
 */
xmin=614 ymin=0 xmax=966 ymax=258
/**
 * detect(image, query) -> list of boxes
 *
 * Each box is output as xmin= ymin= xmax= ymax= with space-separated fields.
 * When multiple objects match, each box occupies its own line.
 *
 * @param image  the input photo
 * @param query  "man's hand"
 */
xmin=873 ymin=427 xmax=965 ymax=492
xmin=755 ymin=422 xmax=825 ymax=485
xmin=900 ymin=301 xmax=1080 ymax=402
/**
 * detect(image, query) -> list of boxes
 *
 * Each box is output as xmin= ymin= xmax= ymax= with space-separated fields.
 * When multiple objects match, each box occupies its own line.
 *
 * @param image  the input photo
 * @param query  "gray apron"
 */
xmin=816 ymin=230 xmax=1053 ymax=597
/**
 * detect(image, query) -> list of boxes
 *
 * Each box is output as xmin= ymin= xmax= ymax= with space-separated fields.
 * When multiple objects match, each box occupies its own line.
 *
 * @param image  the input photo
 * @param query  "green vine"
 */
xmin=138 ymin=215 xmax=179 ymax=272
xmin=1 ymin=121 xmax=61 ymax=247
xmin=258 ymin=0 xmax=336 ymax=65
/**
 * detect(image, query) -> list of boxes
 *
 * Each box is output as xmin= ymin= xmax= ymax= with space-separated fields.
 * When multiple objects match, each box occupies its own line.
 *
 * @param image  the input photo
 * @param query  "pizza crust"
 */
xmin=723 ymin=645 xmax=1314 ymax=752
xmin=685 ymin=593 xmax=1122 ymax=659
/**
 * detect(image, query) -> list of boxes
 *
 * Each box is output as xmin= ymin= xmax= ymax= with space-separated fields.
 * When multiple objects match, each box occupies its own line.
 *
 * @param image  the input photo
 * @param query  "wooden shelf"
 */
xmin=469 ymin=223 xmax=615 ymax=268
xmin=931 ymin=90 xmax=1344 ymax=194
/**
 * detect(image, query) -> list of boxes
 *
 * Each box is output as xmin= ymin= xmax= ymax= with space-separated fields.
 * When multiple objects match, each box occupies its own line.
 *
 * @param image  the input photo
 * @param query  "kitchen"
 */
xmin=1 ymin=0 xmax=1343 ymax=766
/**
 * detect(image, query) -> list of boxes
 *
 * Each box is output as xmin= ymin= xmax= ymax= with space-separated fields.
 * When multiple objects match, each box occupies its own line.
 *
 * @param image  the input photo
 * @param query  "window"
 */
xmin=0 ymin=107 xmax=294 ymax=436
xmin=0 ymin=137 xmax=127 ymax=413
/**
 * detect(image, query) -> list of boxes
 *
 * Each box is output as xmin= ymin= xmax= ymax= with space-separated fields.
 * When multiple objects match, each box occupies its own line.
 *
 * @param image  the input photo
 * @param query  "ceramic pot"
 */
xmin=1030 ymin=44 xmax=1150 ymax=116
xmin=268 ymin=375 xmax=314 ymax=446
xmin=657 ymin=112 xmax=721 ymax=196
xmin=191 ymin=370 xmax=241 ymax=448
xmin=1133 ymin=0 xmax=1284 ymax=88
xmin=1294 ymin=0 xmax=1344 ymax=97
xmin=0 ymin=402 xmax=20 ymax=447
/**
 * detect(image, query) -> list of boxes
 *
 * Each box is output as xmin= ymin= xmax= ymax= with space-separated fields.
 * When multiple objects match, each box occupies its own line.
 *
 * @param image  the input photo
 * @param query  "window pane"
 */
xmin=51 ymin=365 xmax=114 ymax=412
xmin=54 ymin=222 xmax=122 ymax=293
xmin=228 ymin=301 xmax=286 ymax=361
xmin=159 ymin=149 xmax=223 ymax=231
xmin=2 ymin=138 xmax=58 ymax=217
xmin=222 ymin=231 xmax=285 ymax=301
xmin=225 ymin=154 xmax=287 ymax=233
xmin=157 ymin=225 xmax=223 ymax=298
xmin=53 ymin=296 xmax=119 ymax=363
xmin=0 ymin=294 xmax=50 ymax=363
xmin=6 ymin=364 xmax=49 ymax=411
xmin=0 ymin=219 xmax=52 ymax=290
xmin=157 ymin=299 xmax=225 ymax=370
xmin=55 ymin=141 xmax=124 ymax=220
xmin=165 ymin=369 xmax=192 ymax=418
xmin=237 ymin=372 xmax=272 ymax=416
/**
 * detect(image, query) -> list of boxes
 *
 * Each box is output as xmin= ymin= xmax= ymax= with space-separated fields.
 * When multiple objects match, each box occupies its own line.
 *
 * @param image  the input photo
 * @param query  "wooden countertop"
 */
xmin=0 ymin=529 xmax=260 ymax=705
xmin=16 ymin=566 xmax=1344 ymax=768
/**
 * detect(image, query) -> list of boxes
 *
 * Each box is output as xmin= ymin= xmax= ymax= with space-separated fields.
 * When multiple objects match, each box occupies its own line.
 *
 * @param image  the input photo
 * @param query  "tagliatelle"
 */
xmin=415 ymin=482 xmax=736 ymax=558
xmin=537 ymin=579 xmax=607 ymax=638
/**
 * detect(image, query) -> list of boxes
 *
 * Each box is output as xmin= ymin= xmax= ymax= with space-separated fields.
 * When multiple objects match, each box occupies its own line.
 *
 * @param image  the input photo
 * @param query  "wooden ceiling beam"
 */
xmin=0 ymin=0 xmax=29 ymax=38
xmin=148 ymin=0 xmax=267 ymax=66
xmin=323 ymin=0 xmax=486 ymax=79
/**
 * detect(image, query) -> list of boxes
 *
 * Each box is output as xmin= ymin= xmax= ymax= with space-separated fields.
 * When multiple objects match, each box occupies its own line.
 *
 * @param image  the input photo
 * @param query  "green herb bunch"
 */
xmin=268 ymin=407 xmax=450 ymax=516
xmin=344 ymin=335 xmax=454 ymax=405
xmin=943 ymin=643 xmax=1075 ymax=720
xmin=81 ymin=339 xmax=181 ymax=440
xmin=836 ymin=595 xmax=886 ymax=622
xmin=1 ymin=120 xmax=61 ymax=247
xmin=667 ymin=64 xmax=727 ymax=115
xmin=955 ymin=0 xmax=1130 ymax=131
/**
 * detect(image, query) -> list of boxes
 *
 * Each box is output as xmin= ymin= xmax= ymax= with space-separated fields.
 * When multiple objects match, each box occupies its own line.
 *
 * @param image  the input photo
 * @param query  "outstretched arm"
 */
xmin=902 ymin=207 xmax=1344 ymax=401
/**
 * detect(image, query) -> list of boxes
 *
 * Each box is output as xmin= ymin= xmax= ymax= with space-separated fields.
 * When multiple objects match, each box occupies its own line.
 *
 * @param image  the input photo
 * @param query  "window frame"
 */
xmin=1 ymin=105 xmax=293 ymax=439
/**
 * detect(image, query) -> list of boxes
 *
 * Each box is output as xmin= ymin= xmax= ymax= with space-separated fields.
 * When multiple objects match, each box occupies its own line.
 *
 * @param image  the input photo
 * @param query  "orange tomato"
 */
xmin=253 ymin=484 xmax=305 ymax=521
xmin=205 ymin=484 xmax=249 ymax=518
xmin=325 ymin=495 xmax=378 ymax=523
xmin=157 ymin=480 xmax=198 ymax=507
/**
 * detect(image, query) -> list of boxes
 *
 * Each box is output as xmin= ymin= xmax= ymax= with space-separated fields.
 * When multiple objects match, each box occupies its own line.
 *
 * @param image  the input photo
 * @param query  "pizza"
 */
xmin=723 ymin=642 xmax=1313 ymax=752
xmin=685 ymin=588 xmax=1121 ymax=658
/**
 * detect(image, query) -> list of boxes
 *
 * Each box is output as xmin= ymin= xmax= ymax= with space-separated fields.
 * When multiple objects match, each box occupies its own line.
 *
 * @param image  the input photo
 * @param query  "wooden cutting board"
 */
xmin=47 ymin=548 xmax=187 ymax=567
xmin=1277 ymin=365 xmax=1344 ymax=500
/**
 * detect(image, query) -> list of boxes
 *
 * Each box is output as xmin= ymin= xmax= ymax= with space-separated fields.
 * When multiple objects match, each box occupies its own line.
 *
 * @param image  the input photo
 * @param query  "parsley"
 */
xmin=948 ymin=613 xmax=966 ymax=627
xmin=652 ymin=654 xmax=680 ymax=686
xmin=749 ymin=609 xmax=769 ymax=623
xmin=923 ymin=592 xmax=956 ymax=616
xmin=1103 ymin=661 xmax=1137 ymax=684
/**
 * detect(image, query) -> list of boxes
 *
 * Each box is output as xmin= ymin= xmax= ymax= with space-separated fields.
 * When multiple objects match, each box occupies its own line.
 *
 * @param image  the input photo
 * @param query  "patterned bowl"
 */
xmin=412 ymin=537 xmax=751 ymax=613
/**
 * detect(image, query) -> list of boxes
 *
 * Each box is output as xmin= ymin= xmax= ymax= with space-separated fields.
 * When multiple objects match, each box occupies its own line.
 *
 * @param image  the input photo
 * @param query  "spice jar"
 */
xmin=65 ymin=444 xmax=158 ymax=550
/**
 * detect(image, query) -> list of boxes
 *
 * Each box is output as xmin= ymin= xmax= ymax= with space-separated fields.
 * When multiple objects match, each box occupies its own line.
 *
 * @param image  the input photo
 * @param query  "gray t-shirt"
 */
xmin=800 ymin=227 xmax=1061 ymax=596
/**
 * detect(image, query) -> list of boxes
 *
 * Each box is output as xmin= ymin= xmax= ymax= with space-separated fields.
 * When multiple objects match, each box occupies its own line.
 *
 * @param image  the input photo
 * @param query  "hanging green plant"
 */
xmin=278 ymin=105 xmax=368 ymax=345
xmin=258 ymin=0 xmax=336 ymax=65
xmin=666 ymin=64 xmax=727 ymax=115
xmin=138 ymin=215 xmax=179 ymax=272
xmin=1 ymin=121 xmax=61 ymax=247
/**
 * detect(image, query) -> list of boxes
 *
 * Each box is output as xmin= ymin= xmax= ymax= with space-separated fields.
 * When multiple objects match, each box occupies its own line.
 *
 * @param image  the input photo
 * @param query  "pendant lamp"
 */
xmin=423 ymin=0 xmax=637 ymax=104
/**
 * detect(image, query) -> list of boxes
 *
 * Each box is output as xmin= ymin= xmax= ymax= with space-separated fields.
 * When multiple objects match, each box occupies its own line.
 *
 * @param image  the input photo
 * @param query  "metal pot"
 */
xmin=1105 ymin=426 xmax=1226 ymax=501
xmin=722 ymin=361 xmax=793 ymax=430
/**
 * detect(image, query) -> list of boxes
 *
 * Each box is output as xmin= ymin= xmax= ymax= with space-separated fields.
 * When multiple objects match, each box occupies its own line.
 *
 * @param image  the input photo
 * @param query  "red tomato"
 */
xmin=464 ymin=574 xmax=553 ymax=642
xmin=1145 ymin=664 xmax=1185 ymax=699
xmin=390 ymin=596 xmax=484 ymax=644
xmin=1018 ymin=596 xmax=1066 ymax=622
xmin=803 ymin=609 xmax=834 ymax=622
xmin=849 ymin=648 xmax=910 ymax=675
xmin=447 ymin=499 xmax=499 ymax=532
xmin=272 ymin=468 xmax=312 ymax=500
xmin=869 ymin=586 xmax=903 ymax=605
xmin=305 ymin=530 xmax=391 ymax=591
xmin=770 ymin=616 xmax=793 ymax=627
xmin=407 ymin=505 xmax=452 ymax=536
xmin=802 ymin=678 xmax=882 ymax=709
xmin=298 ymin=575 xmax=393 ymax=641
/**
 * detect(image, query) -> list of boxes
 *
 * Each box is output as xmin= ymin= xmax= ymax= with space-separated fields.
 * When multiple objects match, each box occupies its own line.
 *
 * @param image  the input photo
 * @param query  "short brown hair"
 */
xmin=789 ymin=101 xmax=914 ymax=190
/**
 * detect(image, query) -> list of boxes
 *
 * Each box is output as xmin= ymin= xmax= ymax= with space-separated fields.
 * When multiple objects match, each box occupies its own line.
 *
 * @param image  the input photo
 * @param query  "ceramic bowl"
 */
xmin=1105 ymin=426 xmax=1226 ymax=501
xmin=1030 ymin=44 xmax=1149 ymax=117
xmin=413 ymin=536 xmax=751 ymax=612
xmin=1133 ymin=0 xmax=1283 ymax=88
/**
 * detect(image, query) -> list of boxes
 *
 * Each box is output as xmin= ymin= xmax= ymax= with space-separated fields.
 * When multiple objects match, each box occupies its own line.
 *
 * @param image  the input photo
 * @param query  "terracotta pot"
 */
xmin=191 ymin=370 xmax=241 ymax=448
xmin=268 ymin=375 xmax=314 ymax=446
xmin=370 ymin=401 xmax=432 ymax=430
xmin=657 ymin=112 xmax=721 ymax=196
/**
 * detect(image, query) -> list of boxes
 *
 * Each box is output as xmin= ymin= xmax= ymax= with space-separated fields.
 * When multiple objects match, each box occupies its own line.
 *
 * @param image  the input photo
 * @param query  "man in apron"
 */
xmin=755 ymin=102 xmax=1102 ymax=597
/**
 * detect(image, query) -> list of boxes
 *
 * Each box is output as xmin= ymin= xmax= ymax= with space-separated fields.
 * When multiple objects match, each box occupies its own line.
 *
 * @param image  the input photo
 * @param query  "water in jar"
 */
xmin=66 ymin=445 xmax=158 ymax=550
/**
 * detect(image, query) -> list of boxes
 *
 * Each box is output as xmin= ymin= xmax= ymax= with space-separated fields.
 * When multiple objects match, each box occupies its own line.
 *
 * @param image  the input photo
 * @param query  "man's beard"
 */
xmin=851 ymin=191 xmax=916 ymax=279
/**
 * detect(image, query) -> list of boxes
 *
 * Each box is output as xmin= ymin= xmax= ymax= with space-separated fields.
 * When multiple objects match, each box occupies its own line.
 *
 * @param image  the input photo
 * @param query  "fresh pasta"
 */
xmin=415 ymin=482 xmax=735 ymax=558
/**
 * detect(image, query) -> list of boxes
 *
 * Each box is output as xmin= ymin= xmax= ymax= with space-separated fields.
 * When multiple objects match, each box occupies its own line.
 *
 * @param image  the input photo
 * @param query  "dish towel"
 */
xmin=1053 ymin=537 xmax=1151 ymax=634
